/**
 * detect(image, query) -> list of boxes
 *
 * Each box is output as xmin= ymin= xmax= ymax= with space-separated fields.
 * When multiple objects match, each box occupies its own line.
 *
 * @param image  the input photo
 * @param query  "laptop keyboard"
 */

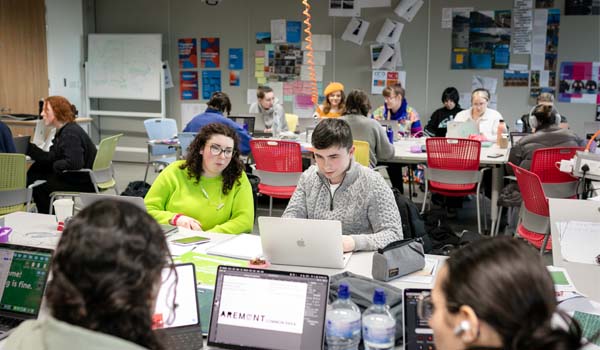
xmin=163 ymin=331 xmax=204 ymax=350
xmin=0 ymin=315 xmax=22 ymax=331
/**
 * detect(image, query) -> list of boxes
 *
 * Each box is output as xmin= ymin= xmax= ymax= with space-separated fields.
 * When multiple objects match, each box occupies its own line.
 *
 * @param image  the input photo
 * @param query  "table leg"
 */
xmin=490 ymin=165 xmax=503 ymax=234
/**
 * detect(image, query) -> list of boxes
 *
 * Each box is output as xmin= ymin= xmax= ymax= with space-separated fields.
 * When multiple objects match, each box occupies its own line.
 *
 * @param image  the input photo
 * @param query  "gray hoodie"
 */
xmin=4 ymin=316 xmax=147 ymax=350
xmin=283 ymin=161 xmax=403 ymax=251
xmin=249 ymin=98 xmax=288 ymax=134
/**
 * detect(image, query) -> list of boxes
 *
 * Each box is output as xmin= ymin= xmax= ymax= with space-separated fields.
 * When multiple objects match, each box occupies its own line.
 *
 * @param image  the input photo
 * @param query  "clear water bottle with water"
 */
xmin=515 ymin=118 xmax=524 ymax=133
xmin=362 ymin=288 xmax=396 ymax=350
xmin=325 ymin=283 xmax=361 ymax=350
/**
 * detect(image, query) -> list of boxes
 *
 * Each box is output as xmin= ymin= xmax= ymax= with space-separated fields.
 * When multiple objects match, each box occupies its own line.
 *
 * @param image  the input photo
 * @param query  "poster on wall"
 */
xmin=329 ymin=0 xmax=361 ymax=17
xmin=229 ymin=71 xmax=240 ymax=86
xmin=180 ymin=71 xmax=198 ymax=100
xmin=201 ymin=38 xmax=220 ymax=68
xmin=228 ymin=48 xmax=243 ymax=70
xmin=512 ymin=0 xmax=532 ymax=54
xmin=544 ymin=9 xmax=560 ymax=72
xmin=558 ymin=62 xmax=600 ymax=104
xmin=565 ymin=0 xmax=600 ymax=15
xmin=178 ymin=38 xmax=198 ymax=69
xmin=530 ymin=70 xmax=556 ymax=97
xmin=451 ymin=10 xmax=512 ymax=69
xmin=266 ymin=44 xmax=303 ymax=82
xmin=202 ymin=70 xmax=221 ymax=100
xmin=256 ymin=32 xmax=271 ymax=44
xmin=371 ymin=70 xmax=406 ymax=94
xmin=286 ymin=21 xmax=302 ymax=43
xmin=503 ymin=70 xmax=529 ymax=87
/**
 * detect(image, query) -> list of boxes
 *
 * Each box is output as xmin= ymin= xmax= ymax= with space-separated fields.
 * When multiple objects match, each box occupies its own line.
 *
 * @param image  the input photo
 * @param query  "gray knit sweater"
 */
xmin=282 ymin=161 xmax=403 ymax=251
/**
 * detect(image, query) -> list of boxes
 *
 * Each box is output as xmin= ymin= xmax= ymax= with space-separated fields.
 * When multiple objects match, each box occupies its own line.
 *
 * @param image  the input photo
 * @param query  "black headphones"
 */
xmin=528 ymin=103 xmax=561 ymax=130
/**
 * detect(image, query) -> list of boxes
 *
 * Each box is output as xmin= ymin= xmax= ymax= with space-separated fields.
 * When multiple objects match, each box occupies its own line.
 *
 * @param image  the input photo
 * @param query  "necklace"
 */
xmin=200 ymin=183 xmax=225 ymax=210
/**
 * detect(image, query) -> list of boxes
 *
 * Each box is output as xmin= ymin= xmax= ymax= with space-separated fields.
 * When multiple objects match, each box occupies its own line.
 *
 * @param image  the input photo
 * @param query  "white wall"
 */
xmin=45 ymin=0 xmax=85 ymax=113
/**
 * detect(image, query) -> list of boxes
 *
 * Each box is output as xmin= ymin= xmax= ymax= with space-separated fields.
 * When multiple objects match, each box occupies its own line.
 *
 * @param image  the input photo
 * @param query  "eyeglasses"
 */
xmin=208 ymin=144 xmax=234 ymax=158
xmin=417 ymin=293 xmax=461 ymax=321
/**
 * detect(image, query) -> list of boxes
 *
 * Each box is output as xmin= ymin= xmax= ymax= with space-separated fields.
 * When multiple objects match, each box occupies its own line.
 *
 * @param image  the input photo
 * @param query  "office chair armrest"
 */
xmin=479 ymin=167 xmax=492 ymax=175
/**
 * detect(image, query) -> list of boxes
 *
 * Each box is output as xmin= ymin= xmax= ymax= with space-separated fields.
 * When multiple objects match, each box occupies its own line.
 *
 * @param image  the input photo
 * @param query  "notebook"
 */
xmin=153 ymin=263 xmax=203 ymax=350
xmin=0 ymin=243 xmax=53 ymax=340
xmin=258 ymin=217 xmax=351 ymax=269
xmin=403 ymin=288 xmax=436 ymax=350
xmin=78 ymin=193 xmax=177 ymax=235
xmin=207 ymin=265 xmax=329 ymax=350
xmin=446 ymin=120 xmax=479 ymax=139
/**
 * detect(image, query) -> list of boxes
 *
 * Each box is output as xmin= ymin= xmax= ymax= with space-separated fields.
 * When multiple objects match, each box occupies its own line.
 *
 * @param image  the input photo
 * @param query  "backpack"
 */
xmin=121 ymin=181 xmax=151 ymax=198
xmin=423 ymin=208 xmax=483 ymax=256
xmin=392 ymin=188 xmax=426 ymax=240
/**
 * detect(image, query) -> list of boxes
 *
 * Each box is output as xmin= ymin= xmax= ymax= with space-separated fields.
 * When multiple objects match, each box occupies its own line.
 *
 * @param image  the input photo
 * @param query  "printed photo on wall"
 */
xmin=565 ymin=0 xmax=600 ymax=15
xmin=558 ymin=61 xmax=600 ymax=104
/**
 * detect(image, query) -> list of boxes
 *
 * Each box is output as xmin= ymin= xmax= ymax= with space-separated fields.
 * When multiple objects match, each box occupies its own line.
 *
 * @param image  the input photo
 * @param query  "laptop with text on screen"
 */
xmin=153 ymin=263 xmax=203 ymax=350
xmin=258 ymin=217 xmax=351 ymax=269
xmin=207 ymin=265 xmax=329 ymax=350
xmin=0 ymin=243 xmax=53 ymax=340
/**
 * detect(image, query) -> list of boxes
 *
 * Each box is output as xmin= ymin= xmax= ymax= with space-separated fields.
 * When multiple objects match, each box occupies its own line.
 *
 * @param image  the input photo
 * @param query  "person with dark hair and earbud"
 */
xmin=424 ymin=87 xmax=463 ymax=137
xmin=509 ymin=104 xmax=584 ymax=171
xmin=283 ymin=118 xmax=403 ymax=252
xmin=6 ymin=200 xmax=174 ymax=349
xmin=423 ymin=237 xmax=591 ymax=350
xmin=26 ymin=96 xmax=97 ymax=213
xmin=183 ymin=91 xmax=251 ymax=155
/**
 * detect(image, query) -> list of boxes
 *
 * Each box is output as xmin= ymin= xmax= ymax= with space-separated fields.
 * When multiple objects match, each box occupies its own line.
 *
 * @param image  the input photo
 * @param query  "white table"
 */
xmin=390 ymin=139 xmax=509 ymax=234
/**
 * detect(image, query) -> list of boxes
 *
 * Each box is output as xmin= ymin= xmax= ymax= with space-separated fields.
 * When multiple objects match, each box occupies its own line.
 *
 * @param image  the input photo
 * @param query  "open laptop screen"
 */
xmin=208 ymin=266 xmax=329 ymax=350
xmin=153 ymin=263 xmax=200 ymax=329
xmin=0 ymin=245 xmax=52 ymax=316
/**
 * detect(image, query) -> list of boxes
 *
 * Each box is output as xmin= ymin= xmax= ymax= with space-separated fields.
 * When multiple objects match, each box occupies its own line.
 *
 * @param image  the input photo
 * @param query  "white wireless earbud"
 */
xmin=453 ymin=320 xmax=471 ymax=335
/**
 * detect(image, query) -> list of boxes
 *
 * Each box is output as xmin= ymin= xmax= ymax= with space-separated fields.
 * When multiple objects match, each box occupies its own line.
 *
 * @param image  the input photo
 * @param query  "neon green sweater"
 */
xmin=144 ymin=160 xmax=254 ymax=234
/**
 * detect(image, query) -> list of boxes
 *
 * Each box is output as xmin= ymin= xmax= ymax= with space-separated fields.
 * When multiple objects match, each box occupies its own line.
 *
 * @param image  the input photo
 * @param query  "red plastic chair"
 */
xmin=530 ymin=147 xmax=583 ymax=198
xmin=508 ymin=162 xmax=552 ymax=254
xmin=250 ymin=140 xmax=303 ymax=216
xmin=421 ymin=138 xmax=487 ymax=233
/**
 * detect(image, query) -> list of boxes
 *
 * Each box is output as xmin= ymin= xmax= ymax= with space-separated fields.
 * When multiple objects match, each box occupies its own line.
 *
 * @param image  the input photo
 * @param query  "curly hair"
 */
xmin=180 ymin=122 xmax=244 ymax=195
xmin=46 ymin=200 xmax=174 ymax=350
xmin=44 ymin=96 xmax=77 ymax=123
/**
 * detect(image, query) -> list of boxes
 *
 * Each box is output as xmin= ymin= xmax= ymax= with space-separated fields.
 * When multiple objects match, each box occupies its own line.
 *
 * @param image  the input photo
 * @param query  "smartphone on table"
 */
xmin=171 ymin=236 xmax=211 ymax=246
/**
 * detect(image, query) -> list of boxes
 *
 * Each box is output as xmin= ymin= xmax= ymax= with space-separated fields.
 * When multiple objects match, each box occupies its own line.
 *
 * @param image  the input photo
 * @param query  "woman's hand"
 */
xmin=172 ymin=215 xmax=203 ymax=231
xmin=342 ymin=235 xmax=355 ymax=252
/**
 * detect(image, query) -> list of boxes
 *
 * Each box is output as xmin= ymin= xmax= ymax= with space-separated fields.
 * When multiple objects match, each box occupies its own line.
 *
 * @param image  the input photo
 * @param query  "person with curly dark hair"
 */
xmin=5 ymin=199 xmax=174 ymax=349
xmin=145 ymin=122 xmax=253 ymax=233
xmin=423 ymin=237 xmax=589 ymax=350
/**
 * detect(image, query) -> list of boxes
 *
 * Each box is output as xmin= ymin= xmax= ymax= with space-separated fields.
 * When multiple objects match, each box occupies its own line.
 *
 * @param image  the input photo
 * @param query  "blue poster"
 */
xmin=202 ymin=70 xmax=221 ymax=100
xmin=286 ymin=21 xmax=302 ymax=43
xmin=228 ymin=48 xmax=243 ymax=70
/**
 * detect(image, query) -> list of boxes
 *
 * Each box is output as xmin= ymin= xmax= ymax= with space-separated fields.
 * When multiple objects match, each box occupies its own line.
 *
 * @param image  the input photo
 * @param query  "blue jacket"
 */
xmin=0 ymin=121 xmax=16 ymax=153
xmin=183 ymin=109 xmax=252 ymax=155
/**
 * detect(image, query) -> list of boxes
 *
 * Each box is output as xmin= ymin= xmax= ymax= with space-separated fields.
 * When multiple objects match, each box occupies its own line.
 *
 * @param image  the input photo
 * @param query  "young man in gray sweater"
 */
xmin=283 ymin=118 xmax=403 ymax=252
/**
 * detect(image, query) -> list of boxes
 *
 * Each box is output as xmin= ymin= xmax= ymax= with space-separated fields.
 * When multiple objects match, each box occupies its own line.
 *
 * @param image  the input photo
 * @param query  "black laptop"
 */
xmin=12 ymin=136 xmax=30 ymax=154
xmin=0 ymin=243 xmax=53 ymax=340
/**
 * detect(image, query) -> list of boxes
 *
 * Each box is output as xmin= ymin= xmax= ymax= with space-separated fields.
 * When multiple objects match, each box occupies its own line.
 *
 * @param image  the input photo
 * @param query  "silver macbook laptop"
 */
xmin=207 ymin=265 xmax=329 ymax=350
xmin=153 ymin=263 xmax=203 ymax=350
xmin=79 ymin=193 xmax=177 ymax=235
xmin=0 ymin=243 xmax=53 ymax=340
xmin=446 ymin=120 xmax=479 ymax=139
xmin=258 ymin=217 xmax=351 ymax=269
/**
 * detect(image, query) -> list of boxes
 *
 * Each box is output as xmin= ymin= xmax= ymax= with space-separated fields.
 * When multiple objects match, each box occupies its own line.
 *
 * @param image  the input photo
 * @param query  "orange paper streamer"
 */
xmin=302 ymin=0 xmax=319 ymax=105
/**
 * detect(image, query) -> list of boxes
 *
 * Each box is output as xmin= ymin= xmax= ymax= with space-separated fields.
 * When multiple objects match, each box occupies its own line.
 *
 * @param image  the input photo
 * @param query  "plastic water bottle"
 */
xmin=325 ymin=283 xmax=362 ymax=350
xmin=515 ymin=118 xmax=524 ymax=133
xmin=362 ymin=288 xmax=396 ymax=350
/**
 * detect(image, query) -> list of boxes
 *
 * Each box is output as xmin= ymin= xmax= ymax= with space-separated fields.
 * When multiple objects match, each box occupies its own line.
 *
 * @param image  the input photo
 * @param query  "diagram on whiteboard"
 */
xmin=88 ymin=34 xmax=162 ymax=101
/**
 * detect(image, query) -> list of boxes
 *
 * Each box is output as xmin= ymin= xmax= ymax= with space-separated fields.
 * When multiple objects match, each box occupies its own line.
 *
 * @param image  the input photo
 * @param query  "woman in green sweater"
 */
xmin=145 ymin=123 xmax=254 ymax=234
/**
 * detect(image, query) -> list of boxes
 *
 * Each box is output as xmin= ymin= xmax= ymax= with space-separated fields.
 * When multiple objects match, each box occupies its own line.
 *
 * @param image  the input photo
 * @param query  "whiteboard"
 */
xmin=87 ymin=34 xmax=162 ymax=100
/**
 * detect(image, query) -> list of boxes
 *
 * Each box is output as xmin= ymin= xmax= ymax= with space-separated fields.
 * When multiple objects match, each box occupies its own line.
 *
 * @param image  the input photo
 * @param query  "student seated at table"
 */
xmin=372 ymin=84 xmax=422 ymax=137
xmin=314 ymin=82 xmax=346 ymax=118
xmin=342 ymin=89 xmax=394 ymax=167
xmin=519 ymin=92 xmax=569 ymax=133
xmin=6 ymin=199 xmax=174 ymax=350
xmin=425 ymin=237 xmax=589 ymax=350
xmin=454 ymin=88 xmax=503 ymax=141
xmin=183 ymin=91 xmax=251 ymax=155
xmin=145 ymin=123 xmax=253 ymax=234
xmin=282 ymin=118 xmax=403 ymax=252
xmin=424 ymin=87 xmax=463 ymax=137
xmin=509 ymin=104 xmax=585 ymax=171
xmin=249 ymin=85 xmax=288 ymax=135
xmin=0 ymin=120 xmax=16 ymax=153
xmin=27 ymin=96 xmax=97 ymax=214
